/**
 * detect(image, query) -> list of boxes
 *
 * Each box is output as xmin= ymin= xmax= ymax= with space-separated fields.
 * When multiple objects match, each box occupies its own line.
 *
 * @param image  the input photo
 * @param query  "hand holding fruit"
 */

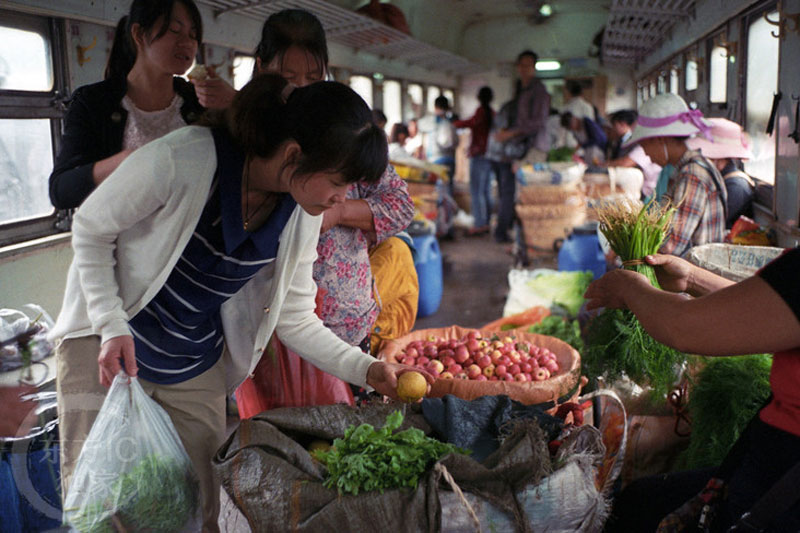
xmin=366 ymin=361 xmax=434 ymax=401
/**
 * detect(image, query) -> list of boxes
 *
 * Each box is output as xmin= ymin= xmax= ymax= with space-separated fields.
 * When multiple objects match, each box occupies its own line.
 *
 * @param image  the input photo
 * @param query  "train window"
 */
xmin=426 ymin=87 xmax=440 ymax=114
xmin=0 ymin=26 xmax=53 ymax=91
xmin=670 ymin=67 xmax=679 ymax=94
xmin=657 ymin=73 xmax=667 ymax=94
xmin=709 ymin=45 xmax=728 ymax=103
xmin=407 ymin=83 xmax=423 ymax=119
xmin=744 ymin=11 xmax=779 ymax=185
xmin=0 ymin=12 xmax=64 ymax=243
xmin=685 ymin=59 xmax=698 ymax=91
xmin=232 ymin=55 xmax=255 ymax=90
xmin=382 ymin=79 xmax=402 ymax=134
xmin=349 ymin=75 xmax=373 ymax=108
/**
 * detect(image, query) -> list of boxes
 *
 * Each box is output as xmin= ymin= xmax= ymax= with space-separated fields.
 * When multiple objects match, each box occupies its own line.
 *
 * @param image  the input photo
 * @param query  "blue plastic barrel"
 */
xmin=411 ymin=233 xmax=443 ymax=318
xmin=557 ymin=222 xmax=607 ymax=280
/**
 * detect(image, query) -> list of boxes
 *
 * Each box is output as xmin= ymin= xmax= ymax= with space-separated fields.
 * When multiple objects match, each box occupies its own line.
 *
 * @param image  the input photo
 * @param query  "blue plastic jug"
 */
xmin=557 ymin=222 xmax=607 ymax=280
xmin=411 ymin=233 xmax=443 ymax=318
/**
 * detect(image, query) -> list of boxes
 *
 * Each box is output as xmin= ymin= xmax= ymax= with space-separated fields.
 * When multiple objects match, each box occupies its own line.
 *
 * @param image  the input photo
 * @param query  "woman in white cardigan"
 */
xmin=49 ymin=74 xmax=431 ymax=531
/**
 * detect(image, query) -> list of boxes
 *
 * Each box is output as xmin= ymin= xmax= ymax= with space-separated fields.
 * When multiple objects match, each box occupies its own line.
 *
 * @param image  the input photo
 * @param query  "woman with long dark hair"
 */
xmin=454 ymin=86 xmax=495 ymax=236
xmin=48 ymin=0 xmax=205 ymax=209
xmin=50 ymin=74 xmax=430 ymax=530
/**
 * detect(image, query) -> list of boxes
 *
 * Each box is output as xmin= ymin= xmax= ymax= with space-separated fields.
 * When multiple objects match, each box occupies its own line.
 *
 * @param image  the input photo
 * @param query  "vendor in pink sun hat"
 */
xmin=624 ymin=93 xmax=727 ymax=257
xmin=687 ymin=118 xmax=756 ymax=228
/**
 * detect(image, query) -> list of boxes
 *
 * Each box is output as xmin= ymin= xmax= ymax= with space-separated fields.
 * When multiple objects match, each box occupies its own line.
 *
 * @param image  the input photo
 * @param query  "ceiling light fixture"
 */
xmin=539 ymin=3 xmax=553 ymax=17
xmin=536 ymin=60 xmax=561 ymax=71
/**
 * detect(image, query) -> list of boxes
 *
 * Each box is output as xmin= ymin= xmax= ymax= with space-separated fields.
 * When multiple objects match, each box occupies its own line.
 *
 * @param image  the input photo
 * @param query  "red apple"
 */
xmin=401 ymin=356 xmax=416 ymax=366
xmin=489 ymin=375 xmax=499 ymax=381
xmin=514 ymin=373 xmax=528 ymax=382
xmin=441 ymin=356 xmax=456 ymax=368
xmin=467 ymin=330 xmax=482 ymax=341
xmin=500 ymin=355 xmax=512 ymax=367
xmin=427 ymin=359 xmax=444 ymax=374
xmin=416 ymin=356 xmax=430 ymax=366
xmin=521 ymin=362 xmax=533 ymax=374
xmin=508 ymin=364 xmax=521 ymax=376
xmin=404 ymin=347 xmax=419 ymax=359
xmin=438 ymin=348 xmax=455 ymax=361
xmin=446 ymin=364 xmax=463 ymax=375
xmin=466 ymin=364 xmax=482 ymax=379
xmin=495 ymin=364 xmax=507 ymax=377
xmin=466 ymin=339 xmax=480 ymax=352
xmin=477 ymin=354 xmax=492 ymax=369
xmin=546 ymin=361 xmax=559 ymax=374
xmin=455 ymin=372 xmax=468 ymax=380
xmin=454 ymin=345 xmax=470 ymax=364
xmin=482 ymin=364 xmax=495 ymax=378
xmin=475 ymin=374 xmax=488 ymax=381
xmin=440 ymin=371 xmax=454 ymax=380
xmin=502 ymin=374 xmax=515 ymax=382
xmin=423 ymin=345 xmax=438 ymax=358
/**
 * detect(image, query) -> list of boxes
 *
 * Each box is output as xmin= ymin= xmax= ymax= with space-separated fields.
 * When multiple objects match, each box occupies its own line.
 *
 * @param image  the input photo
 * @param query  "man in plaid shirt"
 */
xmin=621 ymin=93 xmax=727 ymax=258
xmin=660 ymin=149 xmax=727 ymax=257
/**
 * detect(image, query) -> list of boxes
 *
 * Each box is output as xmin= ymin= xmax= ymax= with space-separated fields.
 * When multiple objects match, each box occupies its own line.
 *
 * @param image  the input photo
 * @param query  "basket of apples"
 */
xmin=393 ymin=325 xmax=582 ymax=410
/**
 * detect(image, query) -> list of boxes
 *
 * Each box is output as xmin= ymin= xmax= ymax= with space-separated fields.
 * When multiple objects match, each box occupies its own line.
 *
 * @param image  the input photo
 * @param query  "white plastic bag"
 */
xmin=63 ymin=373 xmax=200 ymax=532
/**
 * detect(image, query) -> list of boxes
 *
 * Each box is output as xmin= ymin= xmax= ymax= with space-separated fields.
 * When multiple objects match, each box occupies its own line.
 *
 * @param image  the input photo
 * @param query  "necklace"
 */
xmin=242 ymin=158 xmax=277 ymax=231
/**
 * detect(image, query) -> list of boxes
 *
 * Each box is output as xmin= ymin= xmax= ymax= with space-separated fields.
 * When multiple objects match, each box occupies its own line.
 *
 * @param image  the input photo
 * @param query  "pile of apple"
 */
xmin=399 ymin=330 xmax=560 ymax=382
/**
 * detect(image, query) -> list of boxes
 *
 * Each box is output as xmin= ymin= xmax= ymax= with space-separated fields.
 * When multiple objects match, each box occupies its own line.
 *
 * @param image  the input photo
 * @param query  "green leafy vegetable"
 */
xmin=525 ymin=270 xmax=594 ymax=317
xmin=584 ymin=198 xmax=686 ymax=397
xmin=527 ymin=315 xmax=584 ymax=353
xmin=67 ymin=453 xmax=198 ymax=533
xmin=678 ymin=355 xmax=772 ymax=470
xmin=312 ymin=411 xmax=468 ymax=495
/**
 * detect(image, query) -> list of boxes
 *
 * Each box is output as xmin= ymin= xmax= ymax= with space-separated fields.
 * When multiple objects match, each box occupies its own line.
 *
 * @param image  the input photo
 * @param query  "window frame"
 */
xmin=0 ymin=12 xmax=68 ymax=248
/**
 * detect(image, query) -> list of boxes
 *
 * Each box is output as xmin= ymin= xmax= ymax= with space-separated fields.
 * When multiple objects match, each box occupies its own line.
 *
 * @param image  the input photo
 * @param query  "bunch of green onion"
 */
xmin=595 ymin=197 xmax=675 ymax=288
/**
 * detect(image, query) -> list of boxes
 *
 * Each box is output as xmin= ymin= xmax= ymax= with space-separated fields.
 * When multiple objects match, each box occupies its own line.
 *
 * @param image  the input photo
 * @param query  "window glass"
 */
xmin=443 ymin=89 xmax=454 ymax=107
xmin=685 ymin=59 xmax=698 ymax=91
xmin=382 ymin=79 xmax=402 ymax=135
xmin=0 ymin=119 xmax=53 ymax=222
xmin=426 ymin=87 xmax=440 ymax=114
xmin=670 ymin=67 xmax=679 ymax=94
xmin=349 ymin=75 xmax=373 ymax=108
xmin=407 ymin=83 xmax=423 ymax=119
xmin=232 ymin=55 xmax=255 ymax=90
xmin=745 ymin=12 xmax=779 ymax=184
xmin=0 ymin=25 xmax=52 ymax=91
xmin=709 ymin=45 xmax=728 ymax=103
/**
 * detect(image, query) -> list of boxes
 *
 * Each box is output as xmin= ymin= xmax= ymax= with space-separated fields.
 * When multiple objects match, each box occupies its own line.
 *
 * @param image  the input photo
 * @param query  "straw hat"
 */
xmin=625 ymin=93 xmax=711 ymax=147
xmin=685 ymin=118 xmax=753 ymax=160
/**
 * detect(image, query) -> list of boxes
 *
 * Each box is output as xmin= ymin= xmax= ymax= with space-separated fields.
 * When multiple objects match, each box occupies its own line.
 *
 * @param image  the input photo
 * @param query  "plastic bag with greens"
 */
xmin=63 ymin=373 xmax=200 ymax=532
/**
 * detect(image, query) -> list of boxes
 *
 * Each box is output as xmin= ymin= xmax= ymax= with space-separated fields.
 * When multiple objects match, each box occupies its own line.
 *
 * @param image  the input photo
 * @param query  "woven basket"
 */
xmin=518 ymin=183 xmax=583 ymax=205
xmin=516 ymin=206 xmax=587 ymax=250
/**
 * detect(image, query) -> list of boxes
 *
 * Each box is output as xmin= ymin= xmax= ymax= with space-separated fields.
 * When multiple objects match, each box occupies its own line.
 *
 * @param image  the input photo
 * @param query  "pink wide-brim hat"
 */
xmin=685 ymin=117 xmax=753 ymax=160
xmin=624 ymin=93 xmax=712 ymax=147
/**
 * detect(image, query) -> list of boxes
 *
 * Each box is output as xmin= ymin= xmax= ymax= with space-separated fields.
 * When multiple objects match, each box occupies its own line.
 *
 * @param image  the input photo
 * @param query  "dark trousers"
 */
xmin=489 ymin=160 xmax=515 ymax=241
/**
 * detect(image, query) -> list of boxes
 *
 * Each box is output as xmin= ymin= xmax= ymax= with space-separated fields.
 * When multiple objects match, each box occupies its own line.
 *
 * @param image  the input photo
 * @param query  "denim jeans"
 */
xmin=469 ymin=156 xmax=493 ymax=228
xmin=433 ymin=156 xmax=456 ymax=198
xmin=489 ymin=160 xmax=515 ymax=240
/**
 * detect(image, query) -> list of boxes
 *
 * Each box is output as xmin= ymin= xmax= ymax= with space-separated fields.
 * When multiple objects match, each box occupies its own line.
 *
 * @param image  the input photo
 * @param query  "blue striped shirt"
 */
xmin=129 ymin=129 xmax=297 ymax=384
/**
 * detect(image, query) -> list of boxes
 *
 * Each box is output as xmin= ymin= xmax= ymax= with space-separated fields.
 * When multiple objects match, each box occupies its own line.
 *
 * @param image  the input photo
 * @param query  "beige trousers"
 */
xmin=56 ymin=336 xmax=227 ymax=533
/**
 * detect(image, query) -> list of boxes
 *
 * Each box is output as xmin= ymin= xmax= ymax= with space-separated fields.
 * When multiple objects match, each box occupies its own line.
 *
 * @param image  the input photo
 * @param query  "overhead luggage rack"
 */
xmin=602 ymin=0 xmax=697 ymax=66
xmin=197 ymin=0 xmax=486 ymax=76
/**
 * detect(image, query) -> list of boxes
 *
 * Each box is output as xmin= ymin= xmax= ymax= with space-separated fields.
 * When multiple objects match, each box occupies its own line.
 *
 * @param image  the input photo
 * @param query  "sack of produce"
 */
xmin=63 ymin=373 xmax=200 ymax=532
xmin=392 ymin=325 xmax=582 ymax=412
xmin=214 ymin=393 xmax=627 ymax=532
xmin=686 ymin=242 xmax=783 ymax=282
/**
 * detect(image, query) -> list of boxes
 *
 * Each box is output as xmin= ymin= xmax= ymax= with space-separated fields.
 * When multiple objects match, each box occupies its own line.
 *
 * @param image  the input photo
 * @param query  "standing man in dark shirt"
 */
xmin=486 ymin=50 xmax=550 ymax=243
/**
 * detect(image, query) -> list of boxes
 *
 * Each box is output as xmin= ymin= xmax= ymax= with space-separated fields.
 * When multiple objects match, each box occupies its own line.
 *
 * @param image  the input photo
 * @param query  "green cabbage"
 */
xmin=525 ymin=271 xmax=593 ymax=317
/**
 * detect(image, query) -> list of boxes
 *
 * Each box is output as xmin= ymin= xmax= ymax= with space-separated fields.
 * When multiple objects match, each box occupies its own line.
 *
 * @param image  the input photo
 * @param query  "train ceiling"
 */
xmin=601 ymin=0 xmax=697 ymax=65
xmin=196 ymin=0 xmax=487 ymax=75
xmin=198 ymin=0 xmax=698 ymax=73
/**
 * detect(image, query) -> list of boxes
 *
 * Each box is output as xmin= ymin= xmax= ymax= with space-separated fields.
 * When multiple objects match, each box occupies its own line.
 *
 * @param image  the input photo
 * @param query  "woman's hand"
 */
xmin=376 ymin=339 xmax=403 ymax=363
xmin=644 ymin=254 xmax=695 ymax=294
xmin=97 ymin=335 xmax=138 ymax=387
xmin=366 ymin=361 xmax=434 ymax=401
xmin=584 ymin=269 xmax=650 ymax=311
xmin=192 ymin=71 xmax=237 ymax=110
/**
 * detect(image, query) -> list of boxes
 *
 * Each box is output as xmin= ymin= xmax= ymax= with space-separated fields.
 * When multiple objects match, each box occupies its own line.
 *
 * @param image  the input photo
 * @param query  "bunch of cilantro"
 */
xmin=312 ymin=411 xmax=468 ymax=495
